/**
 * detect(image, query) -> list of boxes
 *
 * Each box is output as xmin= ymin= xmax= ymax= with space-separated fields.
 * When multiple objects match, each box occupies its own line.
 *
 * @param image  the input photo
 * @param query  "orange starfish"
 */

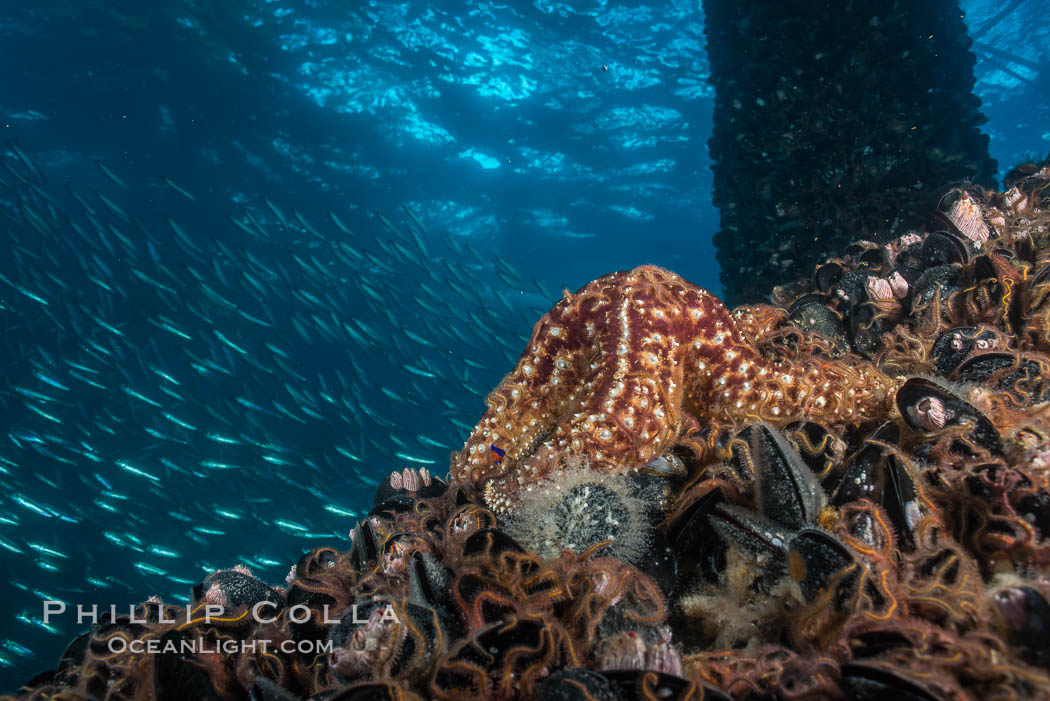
xmin=452 ymin=265 xmax=898 ymax=512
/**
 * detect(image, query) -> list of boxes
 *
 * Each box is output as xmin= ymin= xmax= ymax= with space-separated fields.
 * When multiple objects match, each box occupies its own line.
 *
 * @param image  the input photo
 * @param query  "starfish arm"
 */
xmin=452 ymin=265 xmax=900 ymax=512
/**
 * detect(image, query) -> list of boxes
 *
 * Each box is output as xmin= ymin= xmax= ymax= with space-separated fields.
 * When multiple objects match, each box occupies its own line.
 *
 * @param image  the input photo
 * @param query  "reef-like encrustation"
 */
xmin=6 ymin=164 xmax=1050 ymax=700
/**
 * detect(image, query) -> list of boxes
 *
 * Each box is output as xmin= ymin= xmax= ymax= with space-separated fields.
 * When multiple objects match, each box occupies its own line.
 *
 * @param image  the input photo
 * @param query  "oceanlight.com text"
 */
xmin=107 ymin=637 xmax=335 ymax=655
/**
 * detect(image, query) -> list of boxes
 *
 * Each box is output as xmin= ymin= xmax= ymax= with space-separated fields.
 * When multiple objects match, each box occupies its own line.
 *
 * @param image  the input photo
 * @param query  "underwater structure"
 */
xmin=703 ymin=0 xmax=999 ymax=304
xmin=6 ymin=162 xmax=1050 ymax=699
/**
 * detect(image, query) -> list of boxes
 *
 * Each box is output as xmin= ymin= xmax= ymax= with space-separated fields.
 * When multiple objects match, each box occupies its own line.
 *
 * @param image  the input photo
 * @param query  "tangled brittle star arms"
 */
xmin=451 ymin=266 xmax=901 ymax=512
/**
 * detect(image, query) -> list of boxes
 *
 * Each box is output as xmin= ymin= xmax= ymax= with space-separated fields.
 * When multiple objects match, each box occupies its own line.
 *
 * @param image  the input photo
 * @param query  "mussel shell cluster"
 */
xmin=664 ymin=165 xmax=1050 ymax=698
xmin=7 ymin=165 xmax=1050 ymax=700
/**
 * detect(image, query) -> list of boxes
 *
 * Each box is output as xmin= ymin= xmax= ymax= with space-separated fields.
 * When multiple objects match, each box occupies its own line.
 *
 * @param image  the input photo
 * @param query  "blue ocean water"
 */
xmin=0 ymin=0 xmax=1046 ymax=689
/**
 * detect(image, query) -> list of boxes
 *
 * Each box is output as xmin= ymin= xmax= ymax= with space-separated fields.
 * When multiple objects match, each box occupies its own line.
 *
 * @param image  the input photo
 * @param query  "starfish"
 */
xmin=451 ymin=265 xmax=899 ymax=512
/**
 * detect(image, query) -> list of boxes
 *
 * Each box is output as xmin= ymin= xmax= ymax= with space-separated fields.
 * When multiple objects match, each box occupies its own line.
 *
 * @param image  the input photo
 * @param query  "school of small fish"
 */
xmin=0 ymin=139 xmax=551 ymax=678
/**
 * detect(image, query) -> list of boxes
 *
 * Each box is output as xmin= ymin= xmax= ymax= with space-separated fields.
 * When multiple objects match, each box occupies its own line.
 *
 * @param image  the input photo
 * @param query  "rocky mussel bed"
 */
xmin=7 ymin=161 xmax=1050 ymax=700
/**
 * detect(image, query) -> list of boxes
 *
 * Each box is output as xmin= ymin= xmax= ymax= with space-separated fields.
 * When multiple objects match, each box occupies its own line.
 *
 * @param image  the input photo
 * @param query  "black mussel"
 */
xmin=870 ymin=419 xmax=902 ymax=445
xmin=710 ymin=501 xmax=855 ymax=602
xmin=639 ymin=452 xmax=688 ymax=479
xmin=881 ymin=454 xmax=922 ymax=550
xmin=891 ymin=232 xmax=925 ymax=273
xmin=733 ymin=423 xmax=825 ymax=531
xmin=292 ymin=546 xmax=342 ymax=580
xmin=951 ymin=352 xmax=1015 ymax=383
xmin=787 ymin=529 xmax=855 ymax=601
xmin=452 ymin=486 xmax=472 ymax=506
xmin=828 ymin=422 xmax=901 ymax=507
xmin=953 ymin=352 xmax=1050 ymax=406
xmin=815 ymin=260 xmax=845 ymax=292
xmin=286 ymin=584 xmax=337 ymax=643
xmin=139 ymin=601 xmax=186 ymax=624
xmin=931 ymin=326 xmax=1003 ymax=375
xmin=839 ymin=662 xmax=944 ymax=701
xmin=373 ymin=467 xmax=447 ymax=509
xmin=834 ymin=269 xmax=896 ymax=354
xmin=895 ymin=377 xmax=1004 ymax=456
xmin=665 ymin=486 xmax=726 ymax=587
xmin=1010 ymin=231 xmax=1037 ymax=261
xmin=788 ymin=293 xmax=848 ymax=348
xmin=153 ymin=630 xmax=223 ymax=701
xmin=894 ymin=263 xmax=924 ymax=289
xmin=603 ymin=669 xmax=730 ymax=701
xmin=350 ymin=519 xmax=381 ymax=573
xmin=324 ymin=682 xmax=423 ymax=701
xmin=193 ymin=567 xmax=285 ymax=610
xmin=250 ymin=678 xmax=302 ymax=701
xmin=417 ymin=476 xmax=449 ymax=499
xmin=329 ymin=597 xmax=442 ymax=684
xmin=90 ymin=618 xmax=152 ymax=648
xmin=858 ymin=245 xmax=891 ymax=273
xmin=451 ymin=573 xmax=516 ymax=628
xmin=845 ymin=240 xmax=886 ymax=261
xmin=908 ymin=264 xmax=962 ymax=321
xmin=727 ymin=421 xmax=922 ymax=581
xmin=782 ymin=420 xmax=846 ymax=479
xmin=461 ymin=528 xmax=527 ymax=558
xmin=712 ymin=425 xmax=833 ymax=589
xmin=384 ymin=602 xmax=443 ymax=682
xmin=406 ymin=551 xmax=447 ymax=609
xmin=972 ymin=253 xmax=1026 ymax=331
xmin=973 ymin=252 xmax=1013 ymax=281
xmin=844 ymin=504 xmax=896 ymax=554
xmin=995 ymin=585 xmax=1050 ymax=669
xmin=667 ymin=487 xmax=724 ymax=552
xmin=405 ymin=551 xmax=462 ymax=638
xmin=369 ymin=493 xmax=416 ymax=516
xmin=1031 ymin=259 xmax=1050 ymax=289
xmin=1026 ymin=264 xmax=1050 ymax=351
xmin=433 ymin=617 xmax=571 ymax=698
xmin=844 ymin=241 xmax=873 ymax=259
xmin=709 ymin=503 xmax=793 ymax=564
xmin=55 ymin=632 xmax=90 ymax=677
xmin=847 ymin=283 xmax=887 ymax=357
xmin=922 ymin=230 xmax=970 ymax=267
xmin=17 ymin=671 xmax=57 ymax=694
xmin=1016 ymin=490 xmax=1050 ymax=545
xmin=832 ymin=270 xmax=870 ymax=307
xmin=845 ymin=241 xmax=889 ymax=271
xmin=847 ymin=627 xmax=915 ymax=658
xmin=640 ymin=529 xmax=678 ymax=597
xmin=536 ymin=669 xmax=620 ymax=701
xmin=911 ymin=264 xmax=961 ymax=298
xmin=1004 ymin=161 xmax=1042 ymax=190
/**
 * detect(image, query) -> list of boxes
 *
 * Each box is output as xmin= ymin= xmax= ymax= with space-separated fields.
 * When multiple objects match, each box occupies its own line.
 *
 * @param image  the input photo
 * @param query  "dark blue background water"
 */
xmin=0 ymin=0 xmax=1046 ymax=688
